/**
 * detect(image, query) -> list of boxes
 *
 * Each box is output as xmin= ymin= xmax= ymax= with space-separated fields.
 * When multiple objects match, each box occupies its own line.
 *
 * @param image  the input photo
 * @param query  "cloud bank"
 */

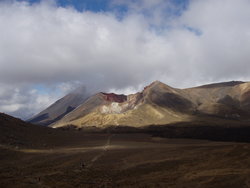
xmin=1 ymin=0 xmax=250 ymax=118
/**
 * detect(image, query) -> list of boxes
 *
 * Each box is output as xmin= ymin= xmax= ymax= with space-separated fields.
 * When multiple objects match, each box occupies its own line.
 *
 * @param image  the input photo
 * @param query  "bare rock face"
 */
xmin=101 ymin=93 xmax=127 ymax=103
xmin=99 ymin=92 xmax=144 ymax=114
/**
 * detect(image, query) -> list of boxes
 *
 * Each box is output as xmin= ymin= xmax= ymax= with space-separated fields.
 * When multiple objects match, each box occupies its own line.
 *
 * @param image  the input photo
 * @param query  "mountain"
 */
xmin=28 ymin=86 xmax=90 ymax=126
xmin=37 ymin=80 xmax=250 ymax=129
xmin=184 ymin=81 xmax=250 ymax=118
xmin=51 ymin=81 xmax=190 ymax=128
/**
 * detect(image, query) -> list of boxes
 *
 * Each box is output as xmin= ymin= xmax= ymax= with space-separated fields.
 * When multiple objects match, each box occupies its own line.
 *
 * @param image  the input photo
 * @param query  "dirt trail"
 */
xmin=87 ymin=134 xmax=113 ymax=167
xmin=0 ymin=134 xmax=113 ymax=154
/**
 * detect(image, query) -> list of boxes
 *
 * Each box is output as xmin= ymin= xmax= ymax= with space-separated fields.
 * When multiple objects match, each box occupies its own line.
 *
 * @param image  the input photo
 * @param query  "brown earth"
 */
xmin=1 ymin=113 xmax=250 ymax=188
xmin=1 ymin=133 xmax=250 ymax=188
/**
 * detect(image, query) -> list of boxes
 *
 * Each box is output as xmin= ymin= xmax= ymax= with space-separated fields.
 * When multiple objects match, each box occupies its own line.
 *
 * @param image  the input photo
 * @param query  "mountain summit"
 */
xmin=28 ymin=86 xmax=90 ymax=126
xmin=28 ymin=81 xmax=250 ymax=128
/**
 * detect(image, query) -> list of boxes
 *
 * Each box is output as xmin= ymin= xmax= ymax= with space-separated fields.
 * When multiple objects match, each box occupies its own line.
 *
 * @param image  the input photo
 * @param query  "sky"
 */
xmin=1 ymin=0 xmax=250 ymax=119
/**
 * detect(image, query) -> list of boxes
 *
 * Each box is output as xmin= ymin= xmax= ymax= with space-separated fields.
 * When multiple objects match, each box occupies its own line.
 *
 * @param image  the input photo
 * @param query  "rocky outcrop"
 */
xmin=101 ymin=93 xmax=127 ymax=103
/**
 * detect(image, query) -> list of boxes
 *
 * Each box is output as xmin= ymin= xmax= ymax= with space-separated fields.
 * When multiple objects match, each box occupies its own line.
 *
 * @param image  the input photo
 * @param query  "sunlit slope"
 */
xmin=52 ymin=81 xmax=198 ymax=128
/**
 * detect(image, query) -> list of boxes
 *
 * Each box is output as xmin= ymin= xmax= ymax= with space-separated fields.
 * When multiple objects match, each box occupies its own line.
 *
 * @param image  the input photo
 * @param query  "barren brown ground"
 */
xmin=1 ymin=133 xmax=250 ymax=188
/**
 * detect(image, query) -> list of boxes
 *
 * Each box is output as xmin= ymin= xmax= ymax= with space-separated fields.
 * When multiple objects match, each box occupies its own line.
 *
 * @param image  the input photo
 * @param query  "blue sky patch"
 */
xmin=16 ymin=0 xmax=188 ymax=15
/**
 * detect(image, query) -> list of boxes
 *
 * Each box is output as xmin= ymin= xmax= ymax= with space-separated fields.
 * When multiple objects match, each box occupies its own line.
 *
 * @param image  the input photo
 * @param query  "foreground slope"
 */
xmin=51 ymin=81 xmax=250 ymax=128
xmin=0 ymin=113 xmax=51 ymax=147
xmin=0 ymin=113 xmax=108 ymax=148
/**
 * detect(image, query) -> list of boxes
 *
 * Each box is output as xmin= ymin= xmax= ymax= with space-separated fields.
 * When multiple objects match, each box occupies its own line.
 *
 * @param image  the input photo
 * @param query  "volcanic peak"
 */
xmin=29 ymin=80 xmax=250 ymax=128
xmin=143 ymin=80 xmax=163 ymax=90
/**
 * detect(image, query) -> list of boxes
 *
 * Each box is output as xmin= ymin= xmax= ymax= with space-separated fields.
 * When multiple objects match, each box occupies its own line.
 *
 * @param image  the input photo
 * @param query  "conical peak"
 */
xmin=143 ymin=80 xmax=172 ymax=91
xmin=144 ymin=80 xmax=159 ymax=88
xmin=151 ymin=80 xmax=164 ymax=86
xmin=70 ymin=86 xmax=86 ymax=95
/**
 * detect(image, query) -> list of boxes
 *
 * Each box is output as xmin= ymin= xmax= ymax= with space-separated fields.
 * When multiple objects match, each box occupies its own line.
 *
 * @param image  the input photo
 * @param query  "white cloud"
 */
xmin=1 ymin=0 xmax=250 ymax=118
xmin=0 ymin=83 xmax=60 ymax=119
xmin=177 ymin=0 xmax=250 ymax=82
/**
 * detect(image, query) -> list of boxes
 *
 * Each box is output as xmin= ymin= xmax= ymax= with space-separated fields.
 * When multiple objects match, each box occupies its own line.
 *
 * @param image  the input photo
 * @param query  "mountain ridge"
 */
xmin=28 ymin=80 xmax=250 ymax=128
